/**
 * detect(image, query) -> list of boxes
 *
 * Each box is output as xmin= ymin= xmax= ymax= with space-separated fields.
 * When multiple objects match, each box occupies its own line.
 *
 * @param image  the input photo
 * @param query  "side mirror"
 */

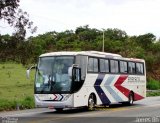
xmin=26 ymin=69 xmax=30 ymax=79
xmin=26 ymin=65 xmax=36 ymax=79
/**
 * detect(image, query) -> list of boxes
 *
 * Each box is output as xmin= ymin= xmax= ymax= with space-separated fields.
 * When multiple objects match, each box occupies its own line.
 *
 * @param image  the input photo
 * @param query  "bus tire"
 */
xmin=88 ymin=94 xmax=96 ymax=111
xmin=55 ymin=108 xmax=63 ymax=112
xmin=128 ymin=92 xmax=134 ymax=105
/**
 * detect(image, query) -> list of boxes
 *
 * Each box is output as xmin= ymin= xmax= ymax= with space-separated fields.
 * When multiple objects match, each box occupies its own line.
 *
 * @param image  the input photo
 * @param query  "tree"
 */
xmin=134 ymin=33 xmax=156 ymax=50
xmin=75 ymin=25 xmax=100 ymax=42
xmin=0 ymin=34 xmax=19 ymax=61
xmin=0 ymin=0 xmax=36 ymax=37
xmin=104 ymin=28 xmax=128 ymax=41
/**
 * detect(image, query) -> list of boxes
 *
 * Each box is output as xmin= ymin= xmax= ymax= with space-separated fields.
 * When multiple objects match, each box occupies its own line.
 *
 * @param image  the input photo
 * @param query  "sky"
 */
xmin=0 ymin=0 xmax=160 ymax=38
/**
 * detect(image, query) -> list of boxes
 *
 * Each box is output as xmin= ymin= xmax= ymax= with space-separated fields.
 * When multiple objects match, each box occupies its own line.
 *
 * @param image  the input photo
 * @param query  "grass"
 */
xmin=147 ymin=91 xmax=160 ymax=97
xmin=0 ymin=96 xmax=35 ymax=111
xmin=0 ymin=62 xmax=35 ymax=111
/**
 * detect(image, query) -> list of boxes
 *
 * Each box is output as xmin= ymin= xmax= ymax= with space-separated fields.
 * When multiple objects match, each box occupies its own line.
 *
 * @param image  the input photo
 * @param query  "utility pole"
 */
xmin=102 ymin=29 xmax=105 ymax=52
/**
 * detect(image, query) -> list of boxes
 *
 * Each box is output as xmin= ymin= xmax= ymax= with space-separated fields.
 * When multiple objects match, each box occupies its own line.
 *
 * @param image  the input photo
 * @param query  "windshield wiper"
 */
xmin=47 ymin=75 xmax=56 ymax=91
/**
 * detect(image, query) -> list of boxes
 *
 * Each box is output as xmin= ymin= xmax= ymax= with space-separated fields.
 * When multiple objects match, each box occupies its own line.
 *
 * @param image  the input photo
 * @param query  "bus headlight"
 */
xmin=61 ymin=94 xmax=71 ymax=101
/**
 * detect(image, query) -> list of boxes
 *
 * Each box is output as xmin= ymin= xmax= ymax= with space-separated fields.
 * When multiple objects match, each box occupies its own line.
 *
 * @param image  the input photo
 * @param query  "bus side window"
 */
xmin=128 ymin=62 xmax=136 ymax=74
xmin=110 ymin=60 xmax=119 ymax=73
xmin=100 ymin=59 xmax=109 ymax=73
xmin=88 ymin=58 xmax=94 ymax=72
xmin=136 ymin=63 xmax=144 ymax=74
xmin=120 ymin=61 xmax=127 ymax=73
xmin=88 ymin=57 xmax=98 ymax=72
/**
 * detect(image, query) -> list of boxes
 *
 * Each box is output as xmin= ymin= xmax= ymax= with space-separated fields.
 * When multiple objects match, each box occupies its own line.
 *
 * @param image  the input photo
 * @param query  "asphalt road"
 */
xmin=0 ymin=96 xmax=160 ymax=123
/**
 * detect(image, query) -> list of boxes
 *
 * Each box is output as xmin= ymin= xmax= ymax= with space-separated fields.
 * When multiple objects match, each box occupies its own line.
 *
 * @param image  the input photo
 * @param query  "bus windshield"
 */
xmin=35 ymin=56 xmax=74 ymax=93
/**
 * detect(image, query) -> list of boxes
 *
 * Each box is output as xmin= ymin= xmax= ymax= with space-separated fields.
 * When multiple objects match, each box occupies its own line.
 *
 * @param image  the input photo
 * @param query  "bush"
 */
xmin=20 ymin=96 xmax=35 ymax=109
xmin=147 ymin=78 xmax=160 ymax=90
xmin=0 ymin=99 xmax=16 ymax=111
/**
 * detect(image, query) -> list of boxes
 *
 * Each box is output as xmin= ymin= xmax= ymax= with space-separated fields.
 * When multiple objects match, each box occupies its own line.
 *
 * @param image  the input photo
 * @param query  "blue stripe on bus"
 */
xmin=94 ymin=74 xmax=111 ymax=105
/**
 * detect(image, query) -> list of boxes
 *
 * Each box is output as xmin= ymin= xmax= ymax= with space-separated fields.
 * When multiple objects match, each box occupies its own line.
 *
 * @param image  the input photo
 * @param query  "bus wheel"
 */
xmin=55 ymin=108 xmax=63 ymax=112
xmin=128 ymin=93 xmax=134 ymax=105
xmin=88 ymin=94 xmax=95 ymax=111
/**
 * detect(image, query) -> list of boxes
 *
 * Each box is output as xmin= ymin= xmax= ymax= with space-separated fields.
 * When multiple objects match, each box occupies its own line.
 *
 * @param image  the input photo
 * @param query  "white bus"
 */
xmin=27 ymin=51 xmax=146 ymax=111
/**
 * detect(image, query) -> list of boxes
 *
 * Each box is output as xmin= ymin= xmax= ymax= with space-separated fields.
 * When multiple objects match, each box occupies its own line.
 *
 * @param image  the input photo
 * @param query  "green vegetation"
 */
xmin=0 ymin=96 xmax=34 ymax=111
xmin=147 ymin=78 xmax=160 ymax=90
xmin=147 ymin=91 xmax=160 ymax=97
xmin=146 ymin=78 xmax=160 ymax=96
xmin=0 ymin=63 xmax=35 ymax=111
xmin=0 ymin=26 xmax=160 ymax=82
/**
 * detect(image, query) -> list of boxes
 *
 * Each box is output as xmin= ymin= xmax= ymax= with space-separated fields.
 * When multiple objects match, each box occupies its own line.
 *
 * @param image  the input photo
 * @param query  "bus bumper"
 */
xmin=34 ymin=94 xmax=74 ymax=108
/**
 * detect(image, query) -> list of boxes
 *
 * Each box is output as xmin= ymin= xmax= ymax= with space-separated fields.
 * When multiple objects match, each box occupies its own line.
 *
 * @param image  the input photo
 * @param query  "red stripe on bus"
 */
xmin=114 ymin=75 xmax=144 ymax=101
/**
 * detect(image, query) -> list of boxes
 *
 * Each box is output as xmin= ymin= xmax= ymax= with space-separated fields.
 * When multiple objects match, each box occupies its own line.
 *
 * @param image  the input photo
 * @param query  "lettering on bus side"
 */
xmin=128 ymin=77 xmax=145 ymax=83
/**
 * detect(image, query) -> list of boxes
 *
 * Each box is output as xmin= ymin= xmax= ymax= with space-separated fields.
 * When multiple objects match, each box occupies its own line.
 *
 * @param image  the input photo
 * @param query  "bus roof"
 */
xmin=40 ymin=51 xmax=121 ymax=58
xmin=39 ymin=51 xmax=144 ymax=62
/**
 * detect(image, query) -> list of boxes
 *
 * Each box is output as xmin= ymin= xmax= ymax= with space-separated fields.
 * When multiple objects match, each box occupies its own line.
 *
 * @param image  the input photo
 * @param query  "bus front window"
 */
xmin=35 ymin=56 xmax=74 ymax=93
